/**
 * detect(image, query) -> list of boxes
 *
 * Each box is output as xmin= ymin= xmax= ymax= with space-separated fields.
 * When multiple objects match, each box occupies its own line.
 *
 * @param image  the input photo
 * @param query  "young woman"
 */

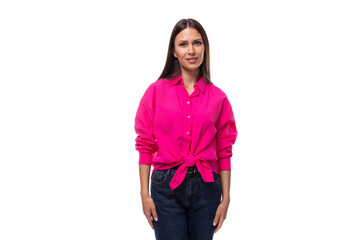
xmin=134 ymin=18 xmax=238 ymax=240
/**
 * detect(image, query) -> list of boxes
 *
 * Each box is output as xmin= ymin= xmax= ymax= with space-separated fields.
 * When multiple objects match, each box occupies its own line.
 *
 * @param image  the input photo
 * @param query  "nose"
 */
xmin=188 ymin=45 xmax=195 ymax=55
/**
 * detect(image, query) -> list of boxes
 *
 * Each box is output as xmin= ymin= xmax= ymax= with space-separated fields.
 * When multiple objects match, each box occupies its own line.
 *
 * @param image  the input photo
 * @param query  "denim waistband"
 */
xmin=169 ymin=165 xmax=198 ymax=174
xmin=156 ymin=165 xmax=199 ymax=177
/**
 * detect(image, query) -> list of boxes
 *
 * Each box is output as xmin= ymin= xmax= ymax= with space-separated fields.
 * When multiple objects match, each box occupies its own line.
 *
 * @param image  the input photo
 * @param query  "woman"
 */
xmin=134 ymin=18 xmax=238 ymax=240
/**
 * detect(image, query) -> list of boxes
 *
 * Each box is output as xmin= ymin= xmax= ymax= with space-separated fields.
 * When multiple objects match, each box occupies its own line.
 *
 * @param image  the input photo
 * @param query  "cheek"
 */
xmin=198 ymin=47 xmax=205 ymax=57
xmin=199 ymin=50 xmax=205 ymax=60
xmin=175 ymin=48 xmax=186 ymax=57
xmin=200 ymin=51 xmax=204 ymax=59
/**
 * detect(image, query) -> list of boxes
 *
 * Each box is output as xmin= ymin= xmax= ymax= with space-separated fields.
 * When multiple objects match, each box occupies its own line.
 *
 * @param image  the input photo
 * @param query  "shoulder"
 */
xmin=140 ymin=78 xmax=169 ymax=101
xmin=145 ymin=78 xmax=170 ymax=91
xmin=142 ymin=79 xmax=161 ymax=93
xmin=207 ymin=82 xmax=229 ymax=102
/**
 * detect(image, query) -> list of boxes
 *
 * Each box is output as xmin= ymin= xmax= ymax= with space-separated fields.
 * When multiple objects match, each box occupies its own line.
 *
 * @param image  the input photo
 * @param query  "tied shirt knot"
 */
xmin=169 ymin=153 xmax=215 ymax=190
xmin=182 ymin=153 xmax=197 ymax=167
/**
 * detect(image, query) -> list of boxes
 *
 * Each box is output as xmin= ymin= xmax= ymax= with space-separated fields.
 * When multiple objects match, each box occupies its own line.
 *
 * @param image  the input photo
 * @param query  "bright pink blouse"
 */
xmin=134 ymin=74 xmax=238 ymax=190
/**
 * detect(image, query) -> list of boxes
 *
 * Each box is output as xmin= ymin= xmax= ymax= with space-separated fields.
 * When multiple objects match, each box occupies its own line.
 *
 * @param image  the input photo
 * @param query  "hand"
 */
xmin=213 ymin=198 xmax=230 ymax=233
xmin=141 ymin=193 xmax=158 ymax=229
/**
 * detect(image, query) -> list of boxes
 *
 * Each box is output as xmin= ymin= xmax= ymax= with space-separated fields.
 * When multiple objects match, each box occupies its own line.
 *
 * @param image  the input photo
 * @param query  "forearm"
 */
xmin=219 ymin=170 xmax=231 ymax=202
xmin=139 ymin=164 xmax=151 ymax=197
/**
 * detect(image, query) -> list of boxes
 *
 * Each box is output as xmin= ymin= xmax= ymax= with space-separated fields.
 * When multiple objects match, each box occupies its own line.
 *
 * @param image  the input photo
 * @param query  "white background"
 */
xmin=1 ymin=0 xmax=359 ymax=239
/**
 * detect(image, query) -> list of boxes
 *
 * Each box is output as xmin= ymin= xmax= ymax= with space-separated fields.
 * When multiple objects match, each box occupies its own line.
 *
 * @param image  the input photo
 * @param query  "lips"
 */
xmin=186 ymin=58 xmax=198 ymax=63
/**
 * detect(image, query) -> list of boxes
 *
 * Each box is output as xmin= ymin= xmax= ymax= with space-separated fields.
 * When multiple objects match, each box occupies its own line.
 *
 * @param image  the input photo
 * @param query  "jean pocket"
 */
xmin=151 ymin=170 xmax=167 ymax=185
xmin=213 ymin=172 xmax=221 ymax=182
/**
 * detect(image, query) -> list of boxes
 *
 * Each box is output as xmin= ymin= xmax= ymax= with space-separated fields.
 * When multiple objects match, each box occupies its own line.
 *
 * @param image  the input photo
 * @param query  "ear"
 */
xmin=173 ymin=49 xmax=177 ymax=58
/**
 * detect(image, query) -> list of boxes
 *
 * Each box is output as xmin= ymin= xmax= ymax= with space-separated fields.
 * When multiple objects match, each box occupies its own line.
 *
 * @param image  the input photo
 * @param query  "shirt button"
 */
xmin=187 ymin=101 xmax=190 ymax=104
xmin=186 ymin=131 xmax=190 ymax=135
xmin=187 ymin=115 xmax=191 ymax=118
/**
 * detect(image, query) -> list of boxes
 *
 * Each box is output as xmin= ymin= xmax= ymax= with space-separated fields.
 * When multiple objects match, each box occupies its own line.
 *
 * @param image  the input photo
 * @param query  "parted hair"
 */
xmin=158 ymin=18 xmax=212 ymax=84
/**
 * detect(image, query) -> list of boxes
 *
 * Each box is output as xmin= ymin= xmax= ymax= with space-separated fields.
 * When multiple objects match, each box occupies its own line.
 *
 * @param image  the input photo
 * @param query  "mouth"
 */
xmin=186 ymin=57 xmax=198 ymax=63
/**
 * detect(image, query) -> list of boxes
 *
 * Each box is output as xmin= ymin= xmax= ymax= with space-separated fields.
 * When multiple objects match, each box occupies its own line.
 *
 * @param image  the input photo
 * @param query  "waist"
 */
xmin=171 ymin=165 xmax=198 ymax=174
xmin=151 ymin=157 xmax=218 ymax=174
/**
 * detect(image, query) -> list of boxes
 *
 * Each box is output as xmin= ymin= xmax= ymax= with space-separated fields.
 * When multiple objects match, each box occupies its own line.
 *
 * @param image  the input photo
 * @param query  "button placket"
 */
xmin=185 ymin=96 xmax=192 ymax=137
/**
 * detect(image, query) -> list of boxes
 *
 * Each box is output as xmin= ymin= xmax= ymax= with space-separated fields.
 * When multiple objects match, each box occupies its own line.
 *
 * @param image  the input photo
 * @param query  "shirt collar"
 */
xmin=170 ymin=74 xmax=206 ymax=94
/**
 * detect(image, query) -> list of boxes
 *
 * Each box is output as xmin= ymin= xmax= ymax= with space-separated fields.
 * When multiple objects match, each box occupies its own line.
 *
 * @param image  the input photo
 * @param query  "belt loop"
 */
xmin=166 ymin=168 xmax=171 ymax=176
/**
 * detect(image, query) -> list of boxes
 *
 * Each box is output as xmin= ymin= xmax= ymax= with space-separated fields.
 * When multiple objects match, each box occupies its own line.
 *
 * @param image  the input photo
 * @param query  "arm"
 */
xmin=135 ymin=84 xmax=159 ymax=229
xmin=213 ymin=170 xmax=231 ymax=233
xmin=139 ymin=164 xmax=151 ymax=197
xmin=135 ymin=84 xmax=159 ymax=164
xmin=213 ymin=96 xmax=238 ymax=233
xmin=139 ymin=164 xmax=158 ymax=229
xmin=220 ymin=170 xmax=231 ymax=202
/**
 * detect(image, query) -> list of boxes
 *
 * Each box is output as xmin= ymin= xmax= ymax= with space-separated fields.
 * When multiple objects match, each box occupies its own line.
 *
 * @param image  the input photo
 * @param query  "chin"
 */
xmin=185 ymin=65 xmax=201 ymax=71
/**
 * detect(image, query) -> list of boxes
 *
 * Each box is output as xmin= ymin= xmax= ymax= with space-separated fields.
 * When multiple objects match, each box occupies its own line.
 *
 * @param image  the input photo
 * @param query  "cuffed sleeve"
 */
xmin=134 ymin=84 xmax=159 ymax=164
xmin=215 ymin=96 xmax=238 ymax=171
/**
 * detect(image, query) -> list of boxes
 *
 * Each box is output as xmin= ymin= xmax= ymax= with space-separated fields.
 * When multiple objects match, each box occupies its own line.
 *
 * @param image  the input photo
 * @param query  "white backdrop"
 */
xmin=1 ymin=0 xmax=359 ymax=239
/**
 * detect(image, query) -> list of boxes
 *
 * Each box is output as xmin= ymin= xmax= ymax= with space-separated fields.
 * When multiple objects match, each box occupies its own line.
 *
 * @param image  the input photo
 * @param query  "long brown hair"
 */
xmin=157 ymin=18 xmax=212 ymax=83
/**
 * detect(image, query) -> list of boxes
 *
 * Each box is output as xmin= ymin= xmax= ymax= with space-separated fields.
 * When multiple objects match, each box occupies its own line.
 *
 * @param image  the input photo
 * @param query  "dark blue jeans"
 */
xmin=150 ymin=167 xmax=222 ymax=240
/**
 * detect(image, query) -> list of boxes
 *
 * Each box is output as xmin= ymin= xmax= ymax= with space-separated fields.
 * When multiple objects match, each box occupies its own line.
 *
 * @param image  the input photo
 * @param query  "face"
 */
xmin=173 ymin=27 xmax=205 ymax=73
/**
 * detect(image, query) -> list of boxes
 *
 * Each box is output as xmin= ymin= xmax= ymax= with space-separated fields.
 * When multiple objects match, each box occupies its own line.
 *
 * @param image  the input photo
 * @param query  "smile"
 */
xmin=186 ymin=58 xmax=198 ymax=63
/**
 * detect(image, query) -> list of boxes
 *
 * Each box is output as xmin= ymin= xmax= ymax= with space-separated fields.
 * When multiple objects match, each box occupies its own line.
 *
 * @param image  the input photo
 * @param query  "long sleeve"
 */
xmin=215 ymin=96 xmax=238 ymax=170
xmin=134 ymin=84 xmax=159 ymax=164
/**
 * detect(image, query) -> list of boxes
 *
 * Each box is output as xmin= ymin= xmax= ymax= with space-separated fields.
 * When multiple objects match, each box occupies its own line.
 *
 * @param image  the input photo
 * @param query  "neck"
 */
xmin=180 ymin=68 xmax=201 ymax=85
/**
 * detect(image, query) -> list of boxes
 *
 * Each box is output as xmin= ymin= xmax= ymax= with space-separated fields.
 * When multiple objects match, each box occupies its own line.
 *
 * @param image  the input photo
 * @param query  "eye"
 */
xmin=194 ymin=41 xmax=202 ymax=45
xmin=179 ymin=42 xmax=187 ymax=47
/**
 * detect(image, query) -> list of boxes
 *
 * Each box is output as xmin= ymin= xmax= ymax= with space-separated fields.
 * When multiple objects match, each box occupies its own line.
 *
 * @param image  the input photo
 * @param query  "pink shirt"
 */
xmin=134 ymin=74 xmax=238 ymax=190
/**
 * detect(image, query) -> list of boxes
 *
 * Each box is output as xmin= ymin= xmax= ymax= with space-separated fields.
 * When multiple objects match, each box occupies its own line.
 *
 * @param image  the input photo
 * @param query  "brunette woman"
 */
xmin=135 ymin=18 xmax=238 ymax=240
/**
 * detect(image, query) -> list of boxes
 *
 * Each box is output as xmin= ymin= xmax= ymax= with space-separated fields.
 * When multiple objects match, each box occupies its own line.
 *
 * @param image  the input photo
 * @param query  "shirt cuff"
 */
xmin=139 ymin=152 xmax=153 ymax=165
xmin=218 ymin=157 xmax=231 ymax=171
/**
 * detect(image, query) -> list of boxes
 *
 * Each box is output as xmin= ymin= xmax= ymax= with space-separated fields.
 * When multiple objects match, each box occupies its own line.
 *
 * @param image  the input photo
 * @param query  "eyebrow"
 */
xmin=178 ymin=39 xmax=203 ymax=43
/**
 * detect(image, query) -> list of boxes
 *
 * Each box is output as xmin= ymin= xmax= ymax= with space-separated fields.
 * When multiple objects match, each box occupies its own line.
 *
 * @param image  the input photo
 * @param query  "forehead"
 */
xmin=175 ymin=28 xmax=202 ymax=42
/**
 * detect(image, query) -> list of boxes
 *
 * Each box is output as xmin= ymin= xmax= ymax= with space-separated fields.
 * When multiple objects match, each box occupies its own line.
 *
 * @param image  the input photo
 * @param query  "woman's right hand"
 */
xmin=141 ymin=193 xmax=158 ymax=229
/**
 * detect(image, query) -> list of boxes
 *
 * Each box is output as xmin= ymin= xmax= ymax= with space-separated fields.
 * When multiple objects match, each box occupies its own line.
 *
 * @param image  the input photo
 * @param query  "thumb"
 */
xmin=151 ymin=207 xmax=158 ymax=222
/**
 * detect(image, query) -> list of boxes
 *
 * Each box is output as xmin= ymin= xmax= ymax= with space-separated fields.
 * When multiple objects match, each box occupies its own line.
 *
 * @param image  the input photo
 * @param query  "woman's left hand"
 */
xmin=213 ymin=198 xmax=230 ymax=233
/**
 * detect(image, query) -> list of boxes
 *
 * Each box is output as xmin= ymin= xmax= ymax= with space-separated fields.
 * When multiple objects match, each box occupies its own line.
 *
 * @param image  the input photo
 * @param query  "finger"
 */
xmin=213 ymin=212 xmax=220 ymax=228
xmin=151 ymin=207 xmax=158 ymax=222
xmin=145 ymin=212 xmax=154 ymax=229
xmin=214 ymin=217 xmax=225 ymax=233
